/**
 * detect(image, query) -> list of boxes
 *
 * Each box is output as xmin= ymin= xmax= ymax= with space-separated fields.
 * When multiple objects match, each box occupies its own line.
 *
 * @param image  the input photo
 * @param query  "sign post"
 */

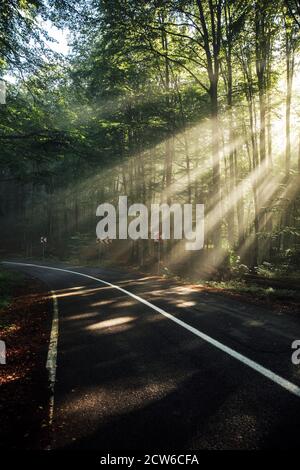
xmin=96 ymin=237 xmax=112 ymax=263
xmin=40 ymin=236 xmax=47 ymax=259
xmin=154 ymin=232 xmax=162 ymax=275
xmin=96 ymin=237 xmax=102 ymax=262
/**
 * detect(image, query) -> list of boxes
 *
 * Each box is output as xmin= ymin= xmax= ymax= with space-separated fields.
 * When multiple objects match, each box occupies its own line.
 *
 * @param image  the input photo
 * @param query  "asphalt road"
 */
xmin=3 ymin=261 xmax=300 ymax=450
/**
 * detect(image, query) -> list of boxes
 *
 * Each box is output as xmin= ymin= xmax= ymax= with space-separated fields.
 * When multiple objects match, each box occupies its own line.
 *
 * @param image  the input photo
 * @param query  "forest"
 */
xmin=1 ymin=0 xmax=300 ymax=282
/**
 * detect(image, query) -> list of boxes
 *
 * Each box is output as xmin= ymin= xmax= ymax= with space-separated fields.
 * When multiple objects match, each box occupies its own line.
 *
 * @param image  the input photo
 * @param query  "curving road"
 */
xmin=3 ymin=261 xmax=300 ymax=450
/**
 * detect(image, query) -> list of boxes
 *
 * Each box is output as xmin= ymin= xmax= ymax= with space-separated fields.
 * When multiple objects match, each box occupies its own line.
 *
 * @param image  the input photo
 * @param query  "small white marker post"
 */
xmin=40 ymin=236 xmax=47 ymax=259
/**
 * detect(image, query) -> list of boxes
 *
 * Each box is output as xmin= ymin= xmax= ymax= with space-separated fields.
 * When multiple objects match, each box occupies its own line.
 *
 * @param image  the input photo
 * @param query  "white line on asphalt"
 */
xmin=46 ymin=290 xmax=59 ymax=425
xmin=4 ymin=261 xmax=300 ymax=399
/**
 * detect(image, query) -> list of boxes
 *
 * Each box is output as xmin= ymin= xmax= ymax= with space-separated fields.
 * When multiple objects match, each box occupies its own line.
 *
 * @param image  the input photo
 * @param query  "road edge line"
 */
xmin=46 ymin=290 xmax=59 ymax=427
xmin=3 ymin=261 xmax=300 ymax=399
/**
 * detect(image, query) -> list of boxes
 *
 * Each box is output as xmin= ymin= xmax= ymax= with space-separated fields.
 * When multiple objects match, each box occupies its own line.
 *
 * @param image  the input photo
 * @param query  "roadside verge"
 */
xmin=0 ymin=268 xmax=52 ymax=449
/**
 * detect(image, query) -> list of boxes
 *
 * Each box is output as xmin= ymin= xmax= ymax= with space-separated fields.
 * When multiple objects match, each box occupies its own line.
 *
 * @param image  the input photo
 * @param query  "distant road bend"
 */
xmin=3 ymin=261 xmax=300 ymax=450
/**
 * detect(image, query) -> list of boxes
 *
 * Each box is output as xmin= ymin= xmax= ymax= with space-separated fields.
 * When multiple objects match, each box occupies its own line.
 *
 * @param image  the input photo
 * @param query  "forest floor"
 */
xmin=0 ymin=268 xmax=52 ymax=449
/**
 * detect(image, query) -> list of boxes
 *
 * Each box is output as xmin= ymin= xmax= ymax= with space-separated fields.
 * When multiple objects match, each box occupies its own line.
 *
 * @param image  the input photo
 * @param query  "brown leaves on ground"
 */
xmin=0 ymin=274 xmax=52 ymax=449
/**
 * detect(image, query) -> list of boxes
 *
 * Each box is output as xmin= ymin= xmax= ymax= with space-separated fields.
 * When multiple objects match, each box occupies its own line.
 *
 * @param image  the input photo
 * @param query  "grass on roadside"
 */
xmin=200 ymin=280 xmax=300 ymax=302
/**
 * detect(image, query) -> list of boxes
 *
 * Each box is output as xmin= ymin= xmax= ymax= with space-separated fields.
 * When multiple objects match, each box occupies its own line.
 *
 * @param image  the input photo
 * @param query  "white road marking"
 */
xmin=46 ymin=290 xmax=59 ymax=425
xmin=4 ymin=261 xmax=300 ymax=399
